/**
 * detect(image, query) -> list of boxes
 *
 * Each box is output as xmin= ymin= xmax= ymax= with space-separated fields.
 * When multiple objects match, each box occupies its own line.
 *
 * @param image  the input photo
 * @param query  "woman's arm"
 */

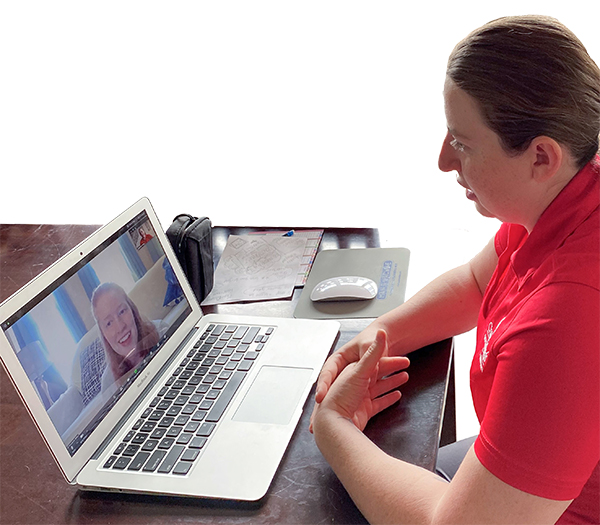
xmin=314 ymin=237 xmax=498 ymax=404
xmin=312 ymin=331 xmax=572 ymax=525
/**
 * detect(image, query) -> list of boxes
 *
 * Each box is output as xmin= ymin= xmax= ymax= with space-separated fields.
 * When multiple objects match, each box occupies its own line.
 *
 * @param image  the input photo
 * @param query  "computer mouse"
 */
xmin=310 ymin=276 xmax=378 ymax=302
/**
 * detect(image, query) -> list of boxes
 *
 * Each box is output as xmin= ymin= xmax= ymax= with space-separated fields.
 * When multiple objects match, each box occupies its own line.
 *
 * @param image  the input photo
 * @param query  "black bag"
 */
xmin=166 ymin=214 xmax=214 ymax=303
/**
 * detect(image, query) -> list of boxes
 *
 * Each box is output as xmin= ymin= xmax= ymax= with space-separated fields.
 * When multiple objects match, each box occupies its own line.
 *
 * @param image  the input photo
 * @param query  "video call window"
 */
xmin=1 ymin=212 xmax=191 ymax=455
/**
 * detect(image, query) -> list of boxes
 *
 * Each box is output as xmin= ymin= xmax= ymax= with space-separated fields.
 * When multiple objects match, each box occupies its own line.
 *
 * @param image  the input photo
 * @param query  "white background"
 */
xmin=2 ymin=1 xmax=599 ymax=438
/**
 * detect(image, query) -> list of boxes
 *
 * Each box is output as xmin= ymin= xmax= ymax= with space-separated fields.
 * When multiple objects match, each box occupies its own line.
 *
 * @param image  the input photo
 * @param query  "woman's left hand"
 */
xmin=314 ymin=329 xmax=410 ymax=431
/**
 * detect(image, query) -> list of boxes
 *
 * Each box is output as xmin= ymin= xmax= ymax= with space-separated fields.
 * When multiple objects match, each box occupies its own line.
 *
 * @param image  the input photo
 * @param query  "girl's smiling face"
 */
xmin=94 ymin=289 xmax=139 ymax=358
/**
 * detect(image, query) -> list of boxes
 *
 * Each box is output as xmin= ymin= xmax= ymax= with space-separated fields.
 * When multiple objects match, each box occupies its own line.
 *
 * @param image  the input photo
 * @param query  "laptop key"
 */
xmin=150 ymin=427 xmax=166 ymax=440
xmin=233 ymin=326 xmax=248 ymax=339
xmin=237 ymin=360 xmax=254 ymax=372
xmin=103 ymin=455 xmax=118 ymax=468
xmin=182 ymin=385 xmax=195 ymax=396
xmin=189 ymin=393 xmax=203 ymax=404
xmin=148 ymin=410 xmax=165 ymax=421
xmin=182 ymin=419 xmax=198 ymax=431
xmin=166 ymin=406 xmax=182 ymax=417
xmin=167 ymin=426 xmax=183 ymax=438
xmin=127 ymin=451 xmax=151 ymax=471
xmin=182 ymin=404 xmax=196 ymax=415
xmin=172 ymin=461 xmax=192 ymax=475
xmin=157 ymin=400 xmax=171 ymax=411
xmin=113 ymin=456 xmax=131 ymax=470
xmin=122 ymin=444 xmax=140 ymax=457
xmin=141 ymin=439 xmax=159 ymax=452
xmin=189 ymin=436 xmax=207 ymax=449
xmin=158 ymin=437 xmax=175 ymax=449
xmin=242 ymin=326 xmax=260 ymax=344
xmin=206 ymin=371 xmax=246 ymax=423
xmin=212 ymin=324 xmax=226 ymax=336
xmin=191 ymin=410 xmax=207 ymax=422
xmin=140 ymin=421 xmax=157 ymax=433
xmin=158 ymin=445 xmax=184 ymax=474
xmin=199 ymin=400 xmax=214 ymax=411
xmin=196 ymin=423 xmax=216 ymax=437
xmin=174 ymin=395 xmax=189 ymax=406
xmin=176 ymin=432 xmax=192 ymax=445
xmin=143 ymin=450 xmax=167 ymax=472
xmin=131 ymin=432 xmax=149 ymax=445
xmin=205 ymin=389 xmax=220 ymax=399
xmin=181 ymin=448 xmax=200 ymax=462
xmin=158 ymin=416 xmax=175 ymax=427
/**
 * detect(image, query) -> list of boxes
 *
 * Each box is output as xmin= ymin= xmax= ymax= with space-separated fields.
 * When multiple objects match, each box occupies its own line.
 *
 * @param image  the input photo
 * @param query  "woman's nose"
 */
xmin=438 ymin=132 xmax=461 ymax=173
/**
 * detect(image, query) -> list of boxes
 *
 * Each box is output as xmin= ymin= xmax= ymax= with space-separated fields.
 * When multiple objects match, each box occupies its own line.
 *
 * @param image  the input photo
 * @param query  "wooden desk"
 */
xmin=0 ymin=224 xmax=454 ymax=524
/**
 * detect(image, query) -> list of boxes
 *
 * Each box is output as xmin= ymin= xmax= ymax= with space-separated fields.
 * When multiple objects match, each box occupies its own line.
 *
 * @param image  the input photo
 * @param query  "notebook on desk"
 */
xmin=0 ymin=197 xmax=339 ymax=501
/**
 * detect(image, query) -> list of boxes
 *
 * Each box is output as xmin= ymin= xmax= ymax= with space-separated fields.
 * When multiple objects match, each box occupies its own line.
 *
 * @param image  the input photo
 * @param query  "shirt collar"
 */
xmin=511 ymin=155 xmax=600 ymax=284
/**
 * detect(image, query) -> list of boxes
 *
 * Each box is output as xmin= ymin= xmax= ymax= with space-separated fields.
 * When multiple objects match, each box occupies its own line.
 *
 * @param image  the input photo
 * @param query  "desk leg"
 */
xmin=439 ymin=352 xmax=457 ymax=447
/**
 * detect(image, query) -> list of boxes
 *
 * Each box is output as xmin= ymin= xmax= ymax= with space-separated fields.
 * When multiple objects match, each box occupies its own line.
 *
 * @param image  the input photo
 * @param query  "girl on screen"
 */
xmin=91 ymin=282 xmax=160 ymax=389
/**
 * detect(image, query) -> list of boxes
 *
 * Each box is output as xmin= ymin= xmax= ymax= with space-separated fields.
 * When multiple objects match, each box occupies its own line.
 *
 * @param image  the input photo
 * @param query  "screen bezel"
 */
xmin=0 ymin=197 xmax=204 ymax=482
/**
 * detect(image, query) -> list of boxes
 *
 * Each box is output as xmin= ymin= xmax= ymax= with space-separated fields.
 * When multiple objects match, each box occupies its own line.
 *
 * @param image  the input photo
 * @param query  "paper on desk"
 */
xmin=249 ymin=229 xmax=324 ymax=286
xmin=200 ymin=234 xmax=308 ymax=306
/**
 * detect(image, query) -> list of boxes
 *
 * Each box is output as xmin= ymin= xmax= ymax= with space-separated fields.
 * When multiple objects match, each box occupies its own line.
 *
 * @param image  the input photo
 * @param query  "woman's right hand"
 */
xmin=310 ymin=325 xmax=408 ymax=433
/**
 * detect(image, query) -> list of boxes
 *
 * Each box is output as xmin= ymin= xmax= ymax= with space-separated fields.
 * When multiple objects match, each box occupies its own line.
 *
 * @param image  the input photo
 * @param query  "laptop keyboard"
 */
xmin=101 ymin=322 xmax=274 ymax=476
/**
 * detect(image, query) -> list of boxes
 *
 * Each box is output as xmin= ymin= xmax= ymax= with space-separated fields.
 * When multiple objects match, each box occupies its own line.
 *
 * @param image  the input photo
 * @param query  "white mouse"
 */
xmin=310 ymin=276 xmax=378 ymax=302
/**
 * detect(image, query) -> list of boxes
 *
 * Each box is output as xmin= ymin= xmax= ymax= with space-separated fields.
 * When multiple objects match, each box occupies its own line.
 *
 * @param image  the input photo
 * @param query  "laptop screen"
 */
xmin=1 ymin=211 xmax=192 ymax=456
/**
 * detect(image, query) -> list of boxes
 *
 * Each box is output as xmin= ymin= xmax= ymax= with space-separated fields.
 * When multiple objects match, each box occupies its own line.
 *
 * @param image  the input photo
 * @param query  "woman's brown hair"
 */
xmin=447 ymin=15 xmax=600 ymax=169
xmin=91 ymin=282 xmax=159 ymax=382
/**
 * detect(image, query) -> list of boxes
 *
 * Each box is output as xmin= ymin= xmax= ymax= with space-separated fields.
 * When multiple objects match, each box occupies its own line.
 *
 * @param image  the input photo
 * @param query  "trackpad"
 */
xmin=232 ymin=366 xmax=313 ymax=425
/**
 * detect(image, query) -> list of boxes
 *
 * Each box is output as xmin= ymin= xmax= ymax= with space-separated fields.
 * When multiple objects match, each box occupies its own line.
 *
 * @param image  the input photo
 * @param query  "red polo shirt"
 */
xmin=471 ymin=156 xmax=600 ymax=524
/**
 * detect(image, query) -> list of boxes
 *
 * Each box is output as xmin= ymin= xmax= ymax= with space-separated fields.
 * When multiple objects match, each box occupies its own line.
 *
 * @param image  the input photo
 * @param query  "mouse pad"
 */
xmin=294 ymin=248 xmax=410 ymax=319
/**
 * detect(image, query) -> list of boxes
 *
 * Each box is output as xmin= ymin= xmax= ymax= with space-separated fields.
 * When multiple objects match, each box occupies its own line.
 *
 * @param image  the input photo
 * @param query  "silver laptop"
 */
xmin=0 ymin=197 xmax=339 ymax=501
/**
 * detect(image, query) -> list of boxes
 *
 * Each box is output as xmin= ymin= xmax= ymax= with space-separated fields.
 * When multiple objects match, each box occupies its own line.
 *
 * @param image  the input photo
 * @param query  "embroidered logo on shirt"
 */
xmin=480 ymin=317 xmax=506 ymax=372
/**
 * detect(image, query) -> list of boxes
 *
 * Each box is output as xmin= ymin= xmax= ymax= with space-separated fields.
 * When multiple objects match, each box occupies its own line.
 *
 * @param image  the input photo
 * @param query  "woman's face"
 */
xmin=438 ymin=78 xmax=533 ymax=225
xmin=94 ymin=289 xmax=139 ymax=358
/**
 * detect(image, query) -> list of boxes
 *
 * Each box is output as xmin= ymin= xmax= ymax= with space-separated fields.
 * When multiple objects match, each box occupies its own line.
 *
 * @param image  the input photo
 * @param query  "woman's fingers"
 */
xmin=370 ymin=370 xmax=409 ymax=399
xmin=376 ymin=356 xmax=410 ymax=379
xmin=355 ymin=329 xmax=388 ymax=377
xmin=370 ymin=389 xmax=403 ymax=416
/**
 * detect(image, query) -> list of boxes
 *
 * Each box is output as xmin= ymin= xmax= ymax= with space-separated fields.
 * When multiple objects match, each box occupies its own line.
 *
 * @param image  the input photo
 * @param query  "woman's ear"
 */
xmin=529 ymin=136 xmax=564 ymax=183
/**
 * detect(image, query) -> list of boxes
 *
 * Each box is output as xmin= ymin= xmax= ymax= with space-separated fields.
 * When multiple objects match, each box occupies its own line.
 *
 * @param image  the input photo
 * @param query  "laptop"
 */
xmin=0 ymin=197 xmax=339 ymax=501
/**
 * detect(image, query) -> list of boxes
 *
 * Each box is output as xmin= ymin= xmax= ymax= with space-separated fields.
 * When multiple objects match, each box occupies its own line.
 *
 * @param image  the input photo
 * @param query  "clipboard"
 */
xmin=294 ymin=247 xmax=410 ymax=319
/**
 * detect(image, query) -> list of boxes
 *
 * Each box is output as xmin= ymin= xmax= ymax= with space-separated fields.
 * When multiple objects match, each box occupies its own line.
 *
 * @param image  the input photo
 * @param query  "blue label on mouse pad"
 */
xmin=378 ymin=260 xmax=401 ymax=300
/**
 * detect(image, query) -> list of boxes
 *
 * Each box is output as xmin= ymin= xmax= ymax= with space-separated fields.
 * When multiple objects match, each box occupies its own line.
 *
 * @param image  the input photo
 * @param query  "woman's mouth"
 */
xmin=456 ymin=176 xmax=477 ymax=201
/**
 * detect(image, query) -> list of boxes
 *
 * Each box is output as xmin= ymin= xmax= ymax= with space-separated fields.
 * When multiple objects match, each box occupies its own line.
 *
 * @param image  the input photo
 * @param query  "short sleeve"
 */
xmin=474 ymin=282 xmax=600 ymax=500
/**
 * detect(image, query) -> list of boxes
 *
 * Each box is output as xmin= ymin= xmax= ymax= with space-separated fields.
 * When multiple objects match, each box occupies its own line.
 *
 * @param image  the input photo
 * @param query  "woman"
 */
xmin=91 ymin=282 xmax=160 ymax=389
xmin=311 ymin=15 xmax=599 ymax=524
